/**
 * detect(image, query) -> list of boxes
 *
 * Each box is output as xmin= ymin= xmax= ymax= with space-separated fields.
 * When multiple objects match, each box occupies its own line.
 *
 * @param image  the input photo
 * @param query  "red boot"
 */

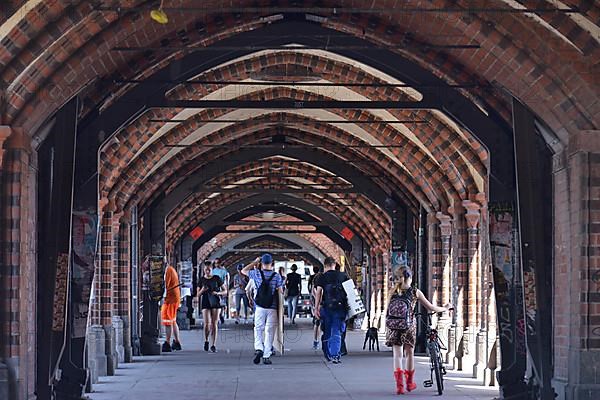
xmin=394 ymin=369 xmax=405 ymax=394
xmin=404 ymin=369 xmax=417 ymax=392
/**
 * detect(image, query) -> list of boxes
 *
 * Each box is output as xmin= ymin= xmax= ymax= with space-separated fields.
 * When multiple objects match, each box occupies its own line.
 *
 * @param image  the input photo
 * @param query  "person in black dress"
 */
xmin=198 ymin=263 xmax=227 ymax=352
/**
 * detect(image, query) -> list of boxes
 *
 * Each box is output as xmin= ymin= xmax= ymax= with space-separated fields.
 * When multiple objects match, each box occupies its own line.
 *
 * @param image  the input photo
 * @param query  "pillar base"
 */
xmin=103 ymin=325 xmax=118 ymax=376
xmin=460 ymin=326 xmax=477 ymax=376
xmin=472 ymin=329 xmax=487 ymax=379
xmin=140 ymin=332 xmax=161 ymax=356
xmin=452 ymin=326 xmax=465 ymax=371
xmin=122 ymin=318 xmax=133 ymax=363
xmin=0 ymin=361 xmax=9 ymax=400
xmin=87 ymin=325 xmax=107 ymax=379
xmin=112 ymin=316 xmax=125 ymax=364
xmin=436 ymin=316 xmax=452 ymax=365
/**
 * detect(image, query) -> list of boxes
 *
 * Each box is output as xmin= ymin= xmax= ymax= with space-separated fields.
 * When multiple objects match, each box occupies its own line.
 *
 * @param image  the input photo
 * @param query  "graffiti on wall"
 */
xmin=489 ymin=207 xmax=527 ymax=372
xmin=71 ymin=211 xmax=98 ymax=338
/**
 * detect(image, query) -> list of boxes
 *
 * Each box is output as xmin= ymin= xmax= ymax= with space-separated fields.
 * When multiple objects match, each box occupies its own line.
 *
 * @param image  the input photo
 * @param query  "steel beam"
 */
xmin=146 ymin=99 xmax=439 ymax=109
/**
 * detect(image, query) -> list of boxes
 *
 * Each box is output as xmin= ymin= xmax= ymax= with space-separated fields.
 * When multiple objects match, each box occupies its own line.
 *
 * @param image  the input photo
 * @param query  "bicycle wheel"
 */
xmin=432 ymin=351 xmax=443 ymax=395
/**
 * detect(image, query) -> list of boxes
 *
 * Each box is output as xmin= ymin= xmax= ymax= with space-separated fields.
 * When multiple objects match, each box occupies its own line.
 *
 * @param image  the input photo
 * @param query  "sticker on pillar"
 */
xmin=341 ymin=227 xmax=354 ymax=241
xmin=190 ymin=226 xmax=203 ymax=240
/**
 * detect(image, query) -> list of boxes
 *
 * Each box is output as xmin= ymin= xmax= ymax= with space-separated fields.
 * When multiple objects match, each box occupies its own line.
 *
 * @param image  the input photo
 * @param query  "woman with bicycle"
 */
xmin=385 ymin=266 xmax=452 ymax=395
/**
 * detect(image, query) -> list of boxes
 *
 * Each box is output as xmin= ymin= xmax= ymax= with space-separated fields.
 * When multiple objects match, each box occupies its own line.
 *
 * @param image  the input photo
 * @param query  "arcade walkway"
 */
xmin=89 ymin=322 xmax=498 ymax=400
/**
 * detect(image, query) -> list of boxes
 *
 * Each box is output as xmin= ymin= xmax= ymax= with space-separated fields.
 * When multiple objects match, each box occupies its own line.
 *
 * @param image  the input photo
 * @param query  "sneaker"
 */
xmin=235 ymin=319 xmax=239 ymax=325
xmin=172 ymin=341 xmax=182 ymax=351
xmin=161 ymin=341 xmax=172 ymax=353
xmin=204 ymin=341 xmax=209 ymax=352
xmin=253 ymin=350 xmax=263 ymax=364
xmin=263 ymin=357 xmax=272 ymax=365
xmin=312 ymin=341 xmax=319 ymax=350
xmin=332 ymin=356 xmax=341 ymax=364
xmin=210 ymin=345 xmax=216 ymax=353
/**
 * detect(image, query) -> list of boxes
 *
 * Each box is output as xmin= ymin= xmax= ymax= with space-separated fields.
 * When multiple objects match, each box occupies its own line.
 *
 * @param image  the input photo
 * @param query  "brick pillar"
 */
xmin=463 ymin=200 xmax=482 ymax=377
xmin=0 ymin=127 xmax=37 ymax=400
xmin=427 ymin=213 xmax=440 ymax=307
xmin=449 ymin=203 xmax=468 ymax=371
xmin=435 ymin=212 xmax=453 ymax=364
xmin=551 ymin=131 xmax=600 ymax=400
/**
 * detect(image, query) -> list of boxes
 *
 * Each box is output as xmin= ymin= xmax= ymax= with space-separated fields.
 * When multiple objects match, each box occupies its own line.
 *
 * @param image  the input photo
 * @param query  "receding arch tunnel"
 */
xmin=0 ymin=2 xmax=597 ymax=400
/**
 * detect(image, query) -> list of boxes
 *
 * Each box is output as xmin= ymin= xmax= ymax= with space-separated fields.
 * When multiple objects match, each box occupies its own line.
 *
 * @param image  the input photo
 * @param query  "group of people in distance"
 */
xmin=160 ymin=253 xmax=452 ymax=395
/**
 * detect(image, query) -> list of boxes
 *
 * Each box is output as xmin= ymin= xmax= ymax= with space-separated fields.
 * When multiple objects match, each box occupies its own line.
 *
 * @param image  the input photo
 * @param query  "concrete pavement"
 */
xmin=88 ymin=320 xmax=499 ymax=400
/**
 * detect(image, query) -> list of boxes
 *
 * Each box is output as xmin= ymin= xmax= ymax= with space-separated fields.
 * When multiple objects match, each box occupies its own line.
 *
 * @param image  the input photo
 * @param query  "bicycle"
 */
xmin=415 ymin=311 xmax=448 ymax=395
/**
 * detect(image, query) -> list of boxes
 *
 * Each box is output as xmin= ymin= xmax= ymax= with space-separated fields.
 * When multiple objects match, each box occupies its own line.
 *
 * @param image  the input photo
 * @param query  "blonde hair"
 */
xmin=388 ymin=266 xmax=412 ymax=302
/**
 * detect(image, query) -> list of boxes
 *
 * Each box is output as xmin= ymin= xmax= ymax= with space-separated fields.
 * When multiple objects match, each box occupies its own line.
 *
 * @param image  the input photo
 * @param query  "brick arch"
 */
xmin=99 ymin=51 xmax=487 ymax=194
xmin=116 ymin=114 xmax=443 ymax=215
xmin=104 ymin=102 xmax=469 ymax=215
xmin=118 ymin=125 xmax=446 ymax=234
xmin=197 ymin=232 xmax=343 ymax=268
xmin=166 ymin=188 xmax=390 ymax=251
xmin=164 ymin=159 xmax=390 ymax=230
xmin=165 ymin=188 xmax=391 ymax=252
xmin=2 ymin=0 xmax=596 ymax=144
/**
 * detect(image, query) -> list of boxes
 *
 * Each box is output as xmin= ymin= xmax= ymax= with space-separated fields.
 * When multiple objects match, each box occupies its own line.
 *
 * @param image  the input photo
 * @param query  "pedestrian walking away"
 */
xmin=285 ymin=263 xmax=302 ymax=324
xmin=199 ymin=263 xmax=227 ymax=352
xmin=385 ymin=266 xmax=452 ymax=395
xmin=233 ymin=264 xmax=250 ymax=324
xmin=308 ymin=265 xmax=323 ymax=349
xmin=160 ymin=264 xmax=182 ymax=352
xmin=314 ymin=256 xmax=348 ymax=364
xmin=241 ymin=253 xmax=284 ymax=365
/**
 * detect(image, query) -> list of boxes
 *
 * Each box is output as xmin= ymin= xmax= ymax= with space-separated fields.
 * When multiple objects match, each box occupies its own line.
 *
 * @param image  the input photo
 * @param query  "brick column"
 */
xmin=0 ymin=127 xmax=37 ymax=400
xmin=427 ymin=212 xmax=441 ymax=307
xmin=552 ymin=131 xmax=600 ymax=400
xmin=435 ymin=212 xmax=453 ymax=364
xmin=463 ymin=200 xmax=482 ymax=377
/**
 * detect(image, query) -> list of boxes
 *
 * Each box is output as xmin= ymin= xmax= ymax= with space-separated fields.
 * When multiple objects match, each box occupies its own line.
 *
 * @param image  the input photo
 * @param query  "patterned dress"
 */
xmin=385 ymin=287 xmax=418 ymax=347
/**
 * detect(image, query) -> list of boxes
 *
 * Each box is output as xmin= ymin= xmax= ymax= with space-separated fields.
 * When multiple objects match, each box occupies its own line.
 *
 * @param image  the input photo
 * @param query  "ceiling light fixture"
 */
xmin=150 ymin=1 xmax=169 ymax=24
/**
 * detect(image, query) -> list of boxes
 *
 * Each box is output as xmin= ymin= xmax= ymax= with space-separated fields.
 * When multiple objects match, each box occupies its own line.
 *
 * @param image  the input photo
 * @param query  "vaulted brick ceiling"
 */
xmin=1 ymin=0 xmax=598 ymax=253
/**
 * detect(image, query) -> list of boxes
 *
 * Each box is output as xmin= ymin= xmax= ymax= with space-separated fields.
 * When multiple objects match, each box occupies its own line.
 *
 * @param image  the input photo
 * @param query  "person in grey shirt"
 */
xmin=233 ymin=264 xmax=250 ymax=324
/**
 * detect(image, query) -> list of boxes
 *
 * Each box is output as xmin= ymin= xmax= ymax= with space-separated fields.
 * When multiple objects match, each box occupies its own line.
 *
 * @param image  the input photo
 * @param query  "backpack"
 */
xmin=386 ymin=290 xmax=414 ymax=330
xmin=254 ymin=270 xmax=277 ymax=308
xmin=322 ymin=272 xmax=348 ymax=312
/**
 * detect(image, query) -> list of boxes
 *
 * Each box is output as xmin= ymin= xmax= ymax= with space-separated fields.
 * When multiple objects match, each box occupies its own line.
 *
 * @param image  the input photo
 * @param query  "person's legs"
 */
xmin=210 ymin=309 xmax=220 ymax=348
xmin=326 ymin=311 xmax=345 ymax=360
xmin=263 ymin=308 xmax=277 ymax=359
xmin=393 ymin=345 xmax=405 ymax=394
xmin=320 ymin=308 xmax=332 ymax=360
xmin=172 ymin=321 xmax=181 ymax=343
xmin=291 ymin=295 xmax=299 ymax=322
xmin=403 ymin=344 xmax=417 ymax=391
xmin=235 ymin=293 xmax=243 ymax=321
xmin=241 ymin=294 xmax=249 ymax=319
xmin=165 ymin=324 xmax=172 ymax=343
xmin=254 ymin=306 xmax=267 ymax=352
xmin=286 ymin=296 xmax=293 ymax=320
xmin=202 ymin=309 xmax=211 ymax=349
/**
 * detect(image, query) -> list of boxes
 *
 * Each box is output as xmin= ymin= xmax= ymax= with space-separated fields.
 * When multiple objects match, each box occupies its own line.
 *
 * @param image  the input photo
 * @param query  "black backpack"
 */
xmin=323 ymin=272 xmax=348 ymax=312
xmin=255 ymin=270 xmax=277 ymax=308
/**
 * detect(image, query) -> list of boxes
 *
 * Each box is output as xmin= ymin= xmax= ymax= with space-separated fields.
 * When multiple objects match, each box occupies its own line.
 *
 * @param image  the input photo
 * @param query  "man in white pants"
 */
xmin=242 ymin=253 xmax=283 ymax=365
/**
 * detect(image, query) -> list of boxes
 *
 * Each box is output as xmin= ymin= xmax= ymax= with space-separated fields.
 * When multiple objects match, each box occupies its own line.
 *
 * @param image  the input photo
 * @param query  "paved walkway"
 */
xmin=89 ymin=320 xmax=498 ymax=400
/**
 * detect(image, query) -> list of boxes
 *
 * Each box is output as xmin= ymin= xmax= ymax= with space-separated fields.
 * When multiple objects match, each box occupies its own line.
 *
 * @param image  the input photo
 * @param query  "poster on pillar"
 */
xmin=150 ymin=256 xmax=165 ymax=301
xmin=177 ymin=260 xmax=193 ymax=298
xmin=71 ymin=211 xmax=99 ymax=338
xmin=489 ymin=207 xmax=527 ymax=376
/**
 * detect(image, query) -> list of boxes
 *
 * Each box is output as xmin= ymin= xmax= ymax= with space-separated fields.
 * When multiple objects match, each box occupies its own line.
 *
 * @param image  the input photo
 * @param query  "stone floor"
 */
xmin=88 ymin=320 xmax=499 ymax=400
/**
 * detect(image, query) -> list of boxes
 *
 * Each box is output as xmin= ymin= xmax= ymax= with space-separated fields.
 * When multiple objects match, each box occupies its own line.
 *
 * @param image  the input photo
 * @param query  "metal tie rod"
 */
xmin=112 ymin=44 xmax=479 ymax=51
xmin=150 ymin=119 xmax=428 ymax=124
xmin=116 ymin=79 xmax=484 ymax=88
xmin=145 ymin=99 xmax=438 ymax=109
xmin=98 ymin=6 xmax=581 ymax=14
